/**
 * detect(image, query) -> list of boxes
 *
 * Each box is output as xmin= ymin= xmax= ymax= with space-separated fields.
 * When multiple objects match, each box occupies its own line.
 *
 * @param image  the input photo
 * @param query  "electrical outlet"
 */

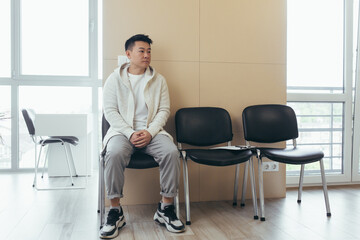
xmin=262 ymin=162 xmax=279 ymax=172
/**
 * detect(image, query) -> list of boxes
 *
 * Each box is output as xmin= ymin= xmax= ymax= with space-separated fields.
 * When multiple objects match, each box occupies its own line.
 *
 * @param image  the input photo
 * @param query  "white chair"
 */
xmin=22 ymin=109 xmax=81 ymax=190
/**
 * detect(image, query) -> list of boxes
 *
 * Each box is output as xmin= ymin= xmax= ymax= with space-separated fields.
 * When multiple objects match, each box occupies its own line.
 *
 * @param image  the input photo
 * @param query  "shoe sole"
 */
xmin=100 ymin=218 xmax=126 ymax=239
xmin=153 ymin=212 xmax=185 ymax=233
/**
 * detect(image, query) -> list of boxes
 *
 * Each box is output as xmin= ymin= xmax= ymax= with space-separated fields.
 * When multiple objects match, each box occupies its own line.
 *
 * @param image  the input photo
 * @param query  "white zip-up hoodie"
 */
xmin=102 ymin=63 xmax=172 ymax=148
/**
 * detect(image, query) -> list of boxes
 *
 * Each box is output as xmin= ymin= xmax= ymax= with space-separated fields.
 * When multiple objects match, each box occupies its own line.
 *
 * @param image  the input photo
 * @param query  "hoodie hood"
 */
xmin=115 ymin=63 xmax=156 ymax=84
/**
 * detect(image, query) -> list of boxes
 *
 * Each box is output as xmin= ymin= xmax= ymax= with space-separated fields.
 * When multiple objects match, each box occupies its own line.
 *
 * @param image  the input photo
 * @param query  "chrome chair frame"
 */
xmin=175 ymin=107 xmax=258 ymax=225
xmin=178 ymin=142 xmax=258 ymax=225
xmin=242 ymin=104 xmax=331 ymax=221
xmin=33 ymin=136 xmax=78 ymax=189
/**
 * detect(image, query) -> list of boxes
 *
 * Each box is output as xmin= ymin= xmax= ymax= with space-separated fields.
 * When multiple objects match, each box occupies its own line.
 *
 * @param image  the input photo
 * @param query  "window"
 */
xmin=287 ymin=0 xmax=344 ymax=93
xmin=0 ymin=0 xmax=101 ymax=171
xmin=0 ymin=86 xmax=11 ymax=169
xmin=19 ymin=86 xmax=92 ymax=168
xmin=0 ymin=0 xmax=11 ymax=78
xmin=287 ymin=0 xmax=357 ymax=185
xmin=287 ymin=102 xmax=343 ymax=175
xmin=21 ymin=0 xmax=89 ymax=76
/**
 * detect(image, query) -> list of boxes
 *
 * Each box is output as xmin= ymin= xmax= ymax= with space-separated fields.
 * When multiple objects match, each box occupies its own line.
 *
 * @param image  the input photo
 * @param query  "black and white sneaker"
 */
xmin=153 ymin=203 xmax=185 ymax=233
xmin=99 ymin=207 xmax=126 ymax=239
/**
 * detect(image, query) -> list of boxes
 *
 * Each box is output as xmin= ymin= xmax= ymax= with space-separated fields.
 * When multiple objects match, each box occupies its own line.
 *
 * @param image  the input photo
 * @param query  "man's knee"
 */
xmin=163 ymin=146 xmax=180 ymax=162
xmin=106 ymin=147 xmax=126 ymax=159
xmin=105 ymin=146 xmax=131 ymax=167
xmin=161 ymin=147 xmax=180 ymax=172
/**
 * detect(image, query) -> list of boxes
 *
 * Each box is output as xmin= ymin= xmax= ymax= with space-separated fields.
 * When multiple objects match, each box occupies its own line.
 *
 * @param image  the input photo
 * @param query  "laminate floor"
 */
xmin=1 ymin=172 xmax=359 ymax=240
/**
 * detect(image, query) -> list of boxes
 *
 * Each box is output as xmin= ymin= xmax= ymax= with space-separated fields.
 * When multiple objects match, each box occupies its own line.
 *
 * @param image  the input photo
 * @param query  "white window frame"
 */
xmin=0 ymin=0 xmax=101 ymax=172
xmin=352 ymin=0 xmax=360 ymax=182
xmin=286 ymin=0 xmax=354 ymax=186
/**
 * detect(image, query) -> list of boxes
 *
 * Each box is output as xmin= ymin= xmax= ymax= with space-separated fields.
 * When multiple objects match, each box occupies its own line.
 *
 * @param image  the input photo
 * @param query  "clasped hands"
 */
xmin=130 ymin=130 xmax=152 ymax=148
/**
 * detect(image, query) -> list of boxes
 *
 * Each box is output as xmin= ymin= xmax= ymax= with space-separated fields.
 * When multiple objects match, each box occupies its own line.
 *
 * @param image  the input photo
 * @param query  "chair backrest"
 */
xmin=175 ymin=107 xmax=233 ymax=146
xmin=102 ymin=114 xmax=110 ymax=140
xmin=242 ymin=104 xmax=298 ymax=143
xmin=22 ymin=109 xmax=35 ymax=136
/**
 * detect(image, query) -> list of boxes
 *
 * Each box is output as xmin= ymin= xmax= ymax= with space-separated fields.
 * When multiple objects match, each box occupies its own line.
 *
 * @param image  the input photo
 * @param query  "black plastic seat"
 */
xmin=127 ymin=151 xmax=159 ymax=169
xmin=175 ymin=107 xmax=258 ymax=225
xmin=186 ymin=149 xmax=253 ymax=166
xmin=39 ymin=137 xmax=78 ymax=145
xmin=242 ymin=104 xmax=331 ymax=221
xmin=257 ymin=147 xmax=324 ymax=164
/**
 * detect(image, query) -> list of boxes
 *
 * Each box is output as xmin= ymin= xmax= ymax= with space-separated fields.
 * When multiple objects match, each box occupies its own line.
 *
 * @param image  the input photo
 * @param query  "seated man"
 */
xmin=100 ymin=34 xmax=185 ymax=239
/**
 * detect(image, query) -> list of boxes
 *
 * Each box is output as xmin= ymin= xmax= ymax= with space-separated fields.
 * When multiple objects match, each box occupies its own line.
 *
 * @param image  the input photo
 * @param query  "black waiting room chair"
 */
xmin=98 ymin=115 xmax=180 ymax=227
xmin=242 ymin=104 xmax=331 ymax=221
xmin=175 ymin=107 xmax=258 ymax=225
xmin=22 ymin=109 xmax=80 ymax=190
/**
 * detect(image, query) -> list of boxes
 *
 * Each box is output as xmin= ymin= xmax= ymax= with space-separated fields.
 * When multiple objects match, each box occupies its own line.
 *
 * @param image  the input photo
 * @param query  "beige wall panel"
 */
xmin=199 ymin=62 xmax=286 ymax=198
xmin=199 ymin=164 xmax=238 ymax=201
xmin=196 ymin=155 xmax=286 ymax=200
xmin=102 ymin=59 xmax=118 ymax=85
xmin=103 ymin=0 xmax=200 ymax=61
xmin=150 ymin=61 xmax=200 ymax=138
xmin=151 ymin=61 xmax=201 ymax=202
xmin=103 ymin=0 xmax=286 ymax=204
xmin=200 ymin=0 xmax=286 ymax=64
xmin=199 ymin=62 xmax=286 ymax=144
xmin=262 ymin=162 xmax=286 ymax=198
xmin=121 ymin=168 xmax=160 ymax=205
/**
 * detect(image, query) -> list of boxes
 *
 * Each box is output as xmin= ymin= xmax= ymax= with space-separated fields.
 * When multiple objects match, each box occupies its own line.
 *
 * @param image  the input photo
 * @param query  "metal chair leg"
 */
xmin=63 ymin=142 xmax=74 ymax=186
xmin=41 ymin=145 xmax=49 ymax=178
xmin=319 ymin=159 xmax=331 ymax=216
xmin=240 ymin=161 xmax=249 ymax=207
xmin=97 ymin=164 xmax=101 ymax=213
xmin=297 ymin=164 xmax=305 ymax=203
xmin=257 ymin=151 xmax=265 ymax=221
xmin=249 ymin=156 xmax=258 ymax=220
xmin=66 ymin=144 xmax=78 ymax=177
xmin=99 ymin=155 xmax=105 ymax=227
xmin=181 ymin=151 xmax=191 ymax=225
xmin=33 ymin=143 xmax=43 ymax=188
xmin=233 ymin=164 xmax=240 ymax=206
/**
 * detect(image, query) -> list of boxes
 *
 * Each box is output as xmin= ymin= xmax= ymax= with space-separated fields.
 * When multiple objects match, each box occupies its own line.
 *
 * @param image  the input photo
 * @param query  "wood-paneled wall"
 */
xmin=103 ymin=0 xmax=287 ymax=205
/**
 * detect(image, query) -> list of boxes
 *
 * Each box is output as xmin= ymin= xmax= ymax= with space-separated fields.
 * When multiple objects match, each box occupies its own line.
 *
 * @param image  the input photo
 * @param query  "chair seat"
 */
xmin=40 ymin=136 xmax=79 ymax=146
xmin=127 ymin=151 xmax=158 ymax=169
xmin=51 ymin=136 xmax=79 ymax=142
xmin=186 ymin=149 xmax=253 ymax=166
xmin=259 ymin=147 xmax=324 ymax=164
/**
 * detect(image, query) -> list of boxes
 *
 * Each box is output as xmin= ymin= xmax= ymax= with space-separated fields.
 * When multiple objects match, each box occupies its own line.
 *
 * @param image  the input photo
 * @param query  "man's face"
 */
xmin=126 ymin=41 xmax=151 ymax=71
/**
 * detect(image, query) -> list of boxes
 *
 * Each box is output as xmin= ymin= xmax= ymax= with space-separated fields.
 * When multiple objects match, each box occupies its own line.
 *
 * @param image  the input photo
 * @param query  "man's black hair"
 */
xmin=125 ymin=34 xmax=153 ymax=51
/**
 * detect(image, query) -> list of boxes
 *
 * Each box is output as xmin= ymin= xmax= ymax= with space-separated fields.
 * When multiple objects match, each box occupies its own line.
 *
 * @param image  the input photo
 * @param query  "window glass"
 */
xmin=98 ymin=0 xmax=103 ymax=80
xmin=0 ymin=0 xmax=11 ymax=78
xmin=21 ymin=0 xmax=89 ymax=76
xmin=287 ymin=0 xmax=344 ymax=93
xmin=287 ymin=102 xmax=343 ymax=175
xmin=0 ymin=86 xmax=11 ymax=169
xmin=19 ymin=86 xmax=92 ymax=168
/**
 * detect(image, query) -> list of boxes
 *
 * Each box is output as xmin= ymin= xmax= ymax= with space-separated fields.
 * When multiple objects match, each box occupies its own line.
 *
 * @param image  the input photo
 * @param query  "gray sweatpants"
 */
xmin=104 ymin=134 xmax=180 ymax=199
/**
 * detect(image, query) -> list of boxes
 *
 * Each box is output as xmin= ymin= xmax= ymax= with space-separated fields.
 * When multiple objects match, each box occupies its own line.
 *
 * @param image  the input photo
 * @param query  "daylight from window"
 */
xmin=287 ymin=0 xmax=345 ymax=177
xmin=21 ymin=0 xmax=89 ymax=76
xmin=287 ymin=0 xmax=344 ymax=92
xmin=0 ymin=0 xmax=11 ymax=78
